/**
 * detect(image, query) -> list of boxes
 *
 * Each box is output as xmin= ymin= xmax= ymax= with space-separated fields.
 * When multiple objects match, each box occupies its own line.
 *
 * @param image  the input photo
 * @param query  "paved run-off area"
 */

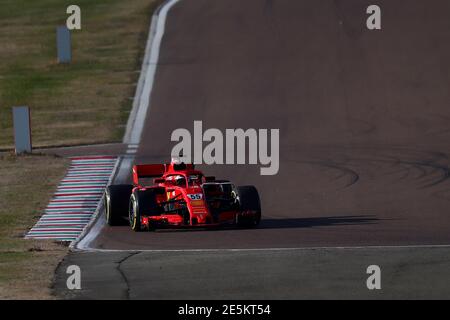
xmin=56 ymin=246 xmax=450 ymax=299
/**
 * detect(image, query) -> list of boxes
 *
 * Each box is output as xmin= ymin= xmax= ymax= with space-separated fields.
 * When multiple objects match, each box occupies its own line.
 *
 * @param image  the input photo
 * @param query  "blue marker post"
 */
xmin=57 ymin=25 xmax=72 ymax=63
xmin=13 ymin=106 xmax=32 ymax=154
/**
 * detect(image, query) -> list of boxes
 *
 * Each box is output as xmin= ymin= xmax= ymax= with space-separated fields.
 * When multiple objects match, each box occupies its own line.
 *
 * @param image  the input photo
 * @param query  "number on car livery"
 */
xmin=188 ymin=194 xmax=202 ymax=200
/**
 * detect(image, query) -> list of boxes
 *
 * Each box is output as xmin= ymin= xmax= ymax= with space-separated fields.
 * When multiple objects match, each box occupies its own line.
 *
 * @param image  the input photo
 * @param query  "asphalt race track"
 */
xmin=55 ymin=0 xmax=450 ymax=299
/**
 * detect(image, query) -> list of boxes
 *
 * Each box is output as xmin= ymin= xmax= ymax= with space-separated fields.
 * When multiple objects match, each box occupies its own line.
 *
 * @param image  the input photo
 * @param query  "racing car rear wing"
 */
xmin=132 ymin=164 xmax=165 ymax=186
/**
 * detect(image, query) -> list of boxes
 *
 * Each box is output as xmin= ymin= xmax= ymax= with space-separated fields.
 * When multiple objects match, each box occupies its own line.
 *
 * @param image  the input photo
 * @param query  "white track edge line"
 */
xmin=73 ymin=0 xmax=180 ymax=250
xmin=69 ymin=157 xmax=120 ymax=249
xmin=123 ymin=0 xmax=180 ymax=144
xmin=71 ymin=243 xmax=450 ymax=253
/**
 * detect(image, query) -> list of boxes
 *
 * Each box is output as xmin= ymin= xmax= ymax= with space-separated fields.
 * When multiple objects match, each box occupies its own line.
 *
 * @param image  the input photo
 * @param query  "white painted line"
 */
xmin=115 ymin=156 xmax=134 ymax=183
xmin=69 ymin=165 xmax=116 ymax=169
xmin=57 ymin=186 xmax=103 ymax=191
xmin=38 ymin=222 xmax=90 ymax=225
xmin=59 ymin=180 xmax=108 ymax=184
xmin=46 ymin=207 xmax=97 ymax=211
xmin=65 ymin=174 xmax=111 ymax=177
xmin=62 ymin=178 xmax=109 ymax=182
xmin=71 ymin=157 xmax=120 ymax=250
xmin=53 ymin=193 xmax=103 ymax=197
xmin=70 ymin=161 xmax=116 ymax=165
xmin=75 ymin=0 xmax=180 ymax=251
xmin=42 ymin=214 xmax=94 ymax=218
xmin=68 ymin=166 xmax=115 ymax=170
xmin=71 ymin=158 xmax=116 ymax=161
xmin=36 ymin=219 xmax=89 ymax=222
xmin=123 ymin=0 xmax=180 ymax=145
xmin=67 ymin=170 xmax=113 ymax=174
xmin=73 ymin=243 xmax=450 ymax=253
xmin=26 ymin=156 xmax=117 ymax=242
xmin=49 ymin=200 xmax=99 ymax=204
xmin=51 ymin=195 xmax=102 ymax=200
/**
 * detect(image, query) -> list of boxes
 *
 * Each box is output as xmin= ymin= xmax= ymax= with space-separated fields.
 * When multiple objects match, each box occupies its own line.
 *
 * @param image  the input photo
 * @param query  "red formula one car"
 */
xmin=104 ymin=161 xmax=261 ymax=231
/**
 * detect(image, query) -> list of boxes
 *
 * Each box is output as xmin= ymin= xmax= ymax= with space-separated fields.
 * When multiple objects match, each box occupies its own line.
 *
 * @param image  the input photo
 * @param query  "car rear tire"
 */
xmin=237 ymin=185 xmax=261 ymax=227
xmin=104 ymin=185 xmax=134 ymax=226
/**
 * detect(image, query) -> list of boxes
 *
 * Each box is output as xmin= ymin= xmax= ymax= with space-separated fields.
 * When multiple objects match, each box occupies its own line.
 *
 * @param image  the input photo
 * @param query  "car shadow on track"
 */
xmin=150 ymin=215 xmax=380 ymax=233
xmin=258 ymin=215 xmax=380 ymax=229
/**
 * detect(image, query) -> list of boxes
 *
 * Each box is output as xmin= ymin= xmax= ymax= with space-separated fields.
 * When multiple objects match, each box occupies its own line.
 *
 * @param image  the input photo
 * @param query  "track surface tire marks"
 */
xmin=94 ymin=0 xmax=450 ymax=249
xmin=55 ymin=0 xmax=450 ymax=299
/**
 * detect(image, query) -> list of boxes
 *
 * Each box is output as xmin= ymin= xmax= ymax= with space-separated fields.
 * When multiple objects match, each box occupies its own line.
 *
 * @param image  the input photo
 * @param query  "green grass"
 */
xmin=0 ymin=0 xmax=162 ymax=298
xmin=0 ymin=0 xmax=161 ymax=148
xmin=0 ymin=153 xmax=69 ymax=299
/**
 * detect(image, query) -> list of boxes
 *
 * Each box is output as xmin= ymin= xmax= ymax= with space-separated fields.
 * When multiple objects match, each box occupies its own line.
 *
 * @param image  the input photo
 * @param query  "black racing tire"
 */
xmin=129 ymin=189 xmax=162 ymax=232
xmin=104 ymin=185 xmax=134 ymax=226
xmin=236 ymin=185 xmax=262 ymax=227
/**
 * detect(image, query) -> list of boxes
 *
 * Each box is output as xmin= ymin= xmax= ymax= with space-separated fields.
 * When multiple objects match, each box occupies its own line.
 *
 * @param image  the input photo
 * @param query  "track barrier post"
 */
xmin=12 ymin=106 xmax=32 ymax=154
xmin=57 ymin=25 xmax=72 ymax=63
